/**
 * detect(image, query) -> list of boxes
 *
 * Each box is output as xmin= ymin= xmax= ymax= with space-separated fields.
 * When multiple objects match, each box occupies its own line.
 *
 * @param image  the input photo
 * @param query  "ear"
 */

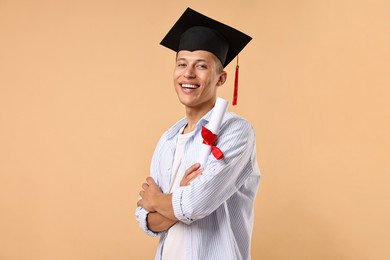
xmin=217 ymin=71 xmax=227 ymax=86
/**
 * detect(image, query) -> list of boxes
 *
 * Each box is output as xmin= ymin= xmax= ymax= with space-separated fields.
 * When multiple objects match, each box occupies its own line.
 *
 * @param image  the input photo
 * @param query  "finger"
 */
xmin=139 ymin=190 xmax=144 ymax=197
xmin=184 ymin=163 xmax=201 ymax=176
xmin=137 ymin=200 xmax=142 ymax=207
xmin=181 ymin=168 xmax=204 ymax=186
xmin=142 ymin=183 xmax=149 ymax=190
xmin=146 ymin=177 xmax=156 ymax=186
xmin=185 ymin=168 xmax=204 ymax=182
xmin=188 ymin=163 xmax=201 ymax=172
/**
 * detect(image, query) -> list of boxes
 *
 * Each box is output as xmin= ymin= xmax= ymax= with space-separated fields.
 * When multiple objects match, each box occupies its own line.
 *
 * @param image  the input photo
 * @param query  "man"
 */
xmin=135 ymin=8 xmax=260 ymax=260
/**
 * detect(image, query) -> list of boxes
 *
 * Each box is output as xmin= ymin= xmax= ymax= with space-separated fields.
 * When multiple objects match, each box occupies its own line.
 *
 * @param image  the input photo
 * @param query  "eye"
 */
xmin=196 ymin=63 xmax=208 ymax=69
xmin=177 ymin=62 xmax=187 ymax=68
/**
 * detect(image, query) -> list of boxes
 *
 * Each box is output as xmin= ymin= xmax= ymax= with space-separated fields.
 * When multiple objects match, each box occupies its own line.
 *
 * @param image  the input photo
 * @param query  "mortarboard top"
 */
xmin=160 ymin=7 xmax=252 ymax=68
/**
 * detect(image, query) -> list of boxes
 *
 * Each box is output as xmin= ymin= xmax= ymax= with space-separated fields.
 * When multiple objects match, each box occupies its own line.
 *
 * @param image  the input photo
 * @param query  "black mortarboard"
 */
xmin=160 ymin=7 xmax=252 ymax=68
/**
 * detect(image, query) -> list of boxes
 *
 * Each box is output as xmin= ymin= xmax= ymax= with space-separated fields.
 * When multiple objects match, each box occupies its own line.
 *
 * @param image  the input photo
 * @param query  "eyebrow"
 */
xmin=176 ymin=58 xmax=209 ymax=63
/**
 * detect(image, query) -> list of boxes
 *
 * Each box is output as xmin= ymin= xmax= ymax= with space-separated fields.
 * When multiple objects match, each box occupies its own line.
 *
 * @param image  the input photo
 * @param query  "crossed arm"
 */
xmin=137 ymin=163 xmax=203 ymax=232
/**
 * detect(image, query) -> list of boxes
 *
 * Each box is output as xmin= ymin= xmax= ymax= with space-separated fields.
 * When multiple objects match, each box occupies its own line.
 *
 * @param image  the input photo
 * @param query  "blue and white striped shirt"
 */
xmin=136 ymin=109 xmax=261 ymax=260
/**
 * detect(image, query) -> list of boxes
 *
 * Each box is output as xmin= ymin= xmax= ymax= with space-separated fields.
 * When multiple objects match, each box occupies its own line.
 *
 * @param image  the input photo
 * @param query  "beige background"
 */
xmin=0 ymin=0 xmax=389 ymax=259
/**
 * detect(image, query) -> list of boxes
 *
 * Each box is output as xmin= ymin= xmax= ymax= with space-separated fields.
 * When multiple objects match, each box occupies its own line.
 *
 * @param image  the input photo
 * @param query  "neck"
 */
xmin=183 ymin=101 xmax=215 ymax=134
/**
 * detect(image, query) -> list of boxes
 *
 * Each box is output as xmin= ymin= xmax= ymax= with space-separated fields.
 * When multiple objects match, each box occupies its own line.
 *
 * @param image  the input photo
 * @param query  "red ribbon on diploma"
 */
xmin=201 ymin=126 xmax=224 ymax=160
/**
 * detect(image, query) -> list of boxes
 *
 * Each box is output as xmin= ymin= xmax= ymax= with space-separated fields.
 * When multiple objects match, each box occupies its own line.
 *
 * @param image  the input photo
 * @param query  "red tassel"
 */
xmin=233 ymin=56 xmax=239 ymax=106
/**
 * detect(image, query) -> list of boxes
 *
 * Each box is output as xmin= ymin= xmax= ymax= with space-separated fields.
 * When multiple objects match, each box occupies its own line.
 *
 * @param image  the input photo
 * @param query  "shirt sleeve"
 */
xmin=134 ymin=134 xmax=167 ymax=236
xmin=135 ymin=205 xmax=161 ymax=237
xmin=172 ymin=118 xmax=258 ymax=224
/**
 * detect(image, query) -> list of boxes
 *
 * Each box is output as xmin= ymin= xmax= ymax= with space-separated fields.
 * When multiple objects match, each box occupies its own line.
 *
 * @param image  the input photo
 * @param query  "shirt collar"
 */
xmin=166 ymin=108 xmax=214 ymax=140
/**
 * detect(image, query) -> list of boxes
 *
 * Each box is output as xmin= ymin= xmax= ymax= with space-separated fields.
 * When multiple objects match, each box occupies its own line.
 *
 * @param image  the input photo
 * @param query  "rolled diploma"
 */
xmin=198 ymin=97 xmax=229 ymax=168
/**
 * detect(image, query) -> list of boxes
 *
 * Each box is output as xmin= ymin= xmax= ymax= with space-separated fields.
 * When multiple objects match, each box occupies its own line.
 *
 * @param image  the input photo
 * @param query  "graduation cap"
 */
xmin=160 ymin=7 xmax=252 ymax=105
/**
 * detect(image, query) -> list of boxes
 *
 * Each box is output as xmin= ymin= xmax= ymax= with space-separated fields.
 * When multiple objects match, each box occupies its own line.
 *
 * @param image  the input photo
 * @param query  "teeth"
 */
xmin=182 ymin=84 xmax=199 ymax=89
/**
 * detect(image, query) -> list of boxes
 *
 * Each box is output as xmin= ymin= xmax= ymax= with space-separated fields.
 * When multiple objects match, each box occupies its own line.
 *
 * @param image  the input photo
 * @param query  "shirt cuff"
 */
xmin=172 ymin=187 xmax=194 ymax=225
xmin=135 ymin=206 xmax=160 ymax=237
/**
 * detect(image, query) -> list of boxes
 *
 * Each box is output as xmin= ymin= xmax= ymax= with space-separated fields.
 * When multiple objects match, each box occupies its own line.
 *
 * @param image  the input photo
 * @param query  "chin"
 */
xmin=179 ymin=99 xmax=196 ymax=107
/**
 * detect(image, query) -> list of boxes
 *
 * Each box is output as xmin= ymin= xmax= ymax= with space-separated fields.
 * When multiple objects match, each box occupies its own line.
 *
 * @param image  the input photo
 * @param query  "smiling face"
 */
xmin=173 ymin=50 xmax=227 ymax=113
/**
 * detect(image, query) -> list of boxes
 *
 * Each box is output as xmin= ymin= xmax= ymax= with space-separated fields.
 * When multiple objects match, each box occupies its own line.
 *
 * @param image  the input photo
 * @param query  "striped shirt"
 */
xmin=136 ymin=109 xmax=261 ymax=260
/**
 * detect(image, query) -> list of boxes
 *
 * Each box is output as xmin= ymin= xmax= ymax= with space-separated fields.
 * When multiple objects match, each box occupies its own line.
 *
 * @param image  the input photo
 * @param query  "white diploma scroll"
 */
xmin=198 ymin=97 xmax=229 ymax=168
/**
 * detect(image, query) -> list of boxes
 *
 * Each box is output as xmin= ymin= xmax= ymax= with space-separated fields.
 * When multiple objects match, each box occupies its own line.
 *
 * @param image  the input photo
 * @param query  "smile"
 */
xmin=181 ymin=84 xmax=200 ymax=89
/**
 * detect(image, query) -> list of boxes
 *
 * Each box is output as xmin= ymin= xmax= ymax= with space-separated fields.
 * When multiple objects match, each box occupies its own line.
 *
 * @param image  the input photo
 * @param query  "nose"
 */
xmin=184 ymin=66 xmax=195 ymax=78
